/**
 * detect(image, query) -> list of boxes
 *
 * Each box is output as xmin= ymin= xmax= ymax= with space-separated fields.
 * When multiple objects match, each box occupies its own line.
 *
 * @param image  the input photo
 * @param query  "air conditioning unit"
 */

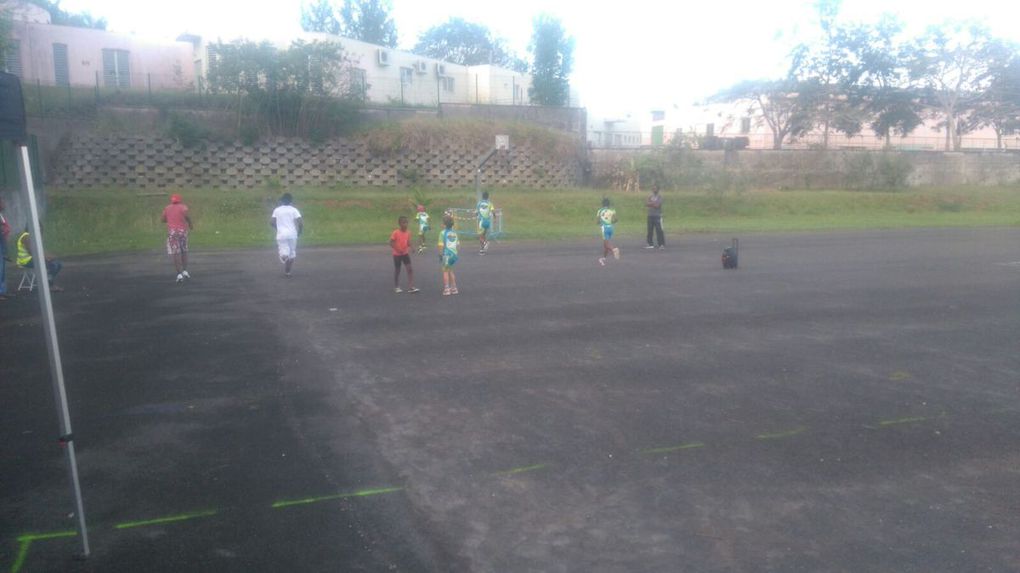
xmin=435 ymin=63 xmax=447 ymax=77
xmin=377 ymin=49 xmax=390 ymax=66
xmin=414 ymin=61 xmax=428 ymax=74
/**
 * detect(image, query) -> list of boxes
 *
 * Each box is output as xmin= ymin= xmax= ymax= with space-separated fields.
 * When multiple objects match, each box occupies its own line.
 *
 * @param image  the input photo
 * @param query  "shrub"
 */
xmin=166 ymin=113 xmax=209 ymax=148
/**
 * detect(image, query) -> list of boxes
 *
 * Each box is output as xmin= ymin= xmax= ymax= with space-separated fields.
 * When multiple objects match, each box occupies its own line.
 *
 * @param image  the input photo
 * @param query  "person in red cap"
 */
xmin=161 ymin=194 xmax=193 ymax=283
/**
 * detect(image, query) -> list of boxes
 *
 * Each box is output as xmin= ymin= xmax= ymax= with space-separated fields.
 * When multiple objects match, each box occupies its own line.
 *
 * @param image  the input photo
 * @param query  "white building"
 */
xmin=186 ymin=32 xmax=535 ymax=107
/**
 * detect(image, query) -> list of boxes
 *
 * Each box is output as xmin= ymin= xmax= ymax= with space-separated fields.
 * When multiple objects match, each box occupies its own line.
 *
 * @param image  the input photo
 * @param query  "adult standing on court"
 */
xmin=645 ymin=183 xmax=665 ymax=250
xmin=161 ymin=194 xmax=193 ymax=283
xmin=271 ymin=193 xmax=303 ymax=277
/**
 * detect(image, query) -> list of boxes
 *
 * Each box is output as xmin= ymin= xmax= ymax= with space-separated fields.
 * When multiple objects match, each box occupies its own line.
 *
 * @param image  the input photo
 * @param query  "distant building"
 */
xmin=645 ymin=102 xmax=1020 ymax=151
xmin=187 ymin=32 xmax=535 ymax=107
xmin=1 ymin=1 xmax=550 ymax=109
xmin=2 ymin=1 xmax=196 ymax=90
xmin=587 ymin=115 xmax=643 ymax=148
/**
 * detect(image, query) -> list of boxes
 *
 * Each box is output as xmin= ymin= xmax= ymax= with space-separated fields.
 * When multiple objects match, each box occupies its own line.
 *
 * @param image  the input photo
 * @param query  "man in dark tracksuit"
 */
xmin=645 ymin=184 xmax=665 ymax=249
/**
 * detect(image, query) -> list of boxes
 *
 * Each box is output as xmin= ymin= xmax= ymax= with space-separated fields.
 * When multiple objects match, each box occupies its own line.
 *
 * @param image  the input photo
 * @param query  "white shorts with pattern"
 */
xmin=277 ymin=238 xmax=297 ymax=261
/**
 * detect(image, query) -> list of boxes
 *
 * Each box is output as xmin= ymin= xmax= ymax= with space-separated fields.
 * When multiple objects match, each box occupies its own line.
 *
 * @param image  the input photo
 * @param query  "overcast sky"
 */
xmin=61 ymin=0 xmax=1020 ymax=119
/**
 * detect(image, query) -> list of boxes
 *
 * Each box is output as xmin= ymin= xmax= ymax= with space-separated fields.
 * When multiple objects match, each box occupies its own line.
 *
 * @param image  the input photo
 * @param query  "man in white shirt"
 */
xmin=271 ymin=193 xmax=303 ymax=277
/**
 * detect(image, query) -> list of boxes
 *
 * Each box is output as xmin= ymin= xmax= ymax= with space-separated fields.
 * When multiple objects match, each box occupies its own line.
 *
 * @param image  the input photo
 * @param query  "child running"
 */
xmin=414 ymin=204 xmax=430 ymax=255
xmin=271 ymin=193 xmax=303 ymax=277
xmin=390 ymin=216 xmax=418 ymax=293
xmin=597 ymin=197 xmax=620 ymax=266
xmin=438 ymin=213 xmax=459 ymax=295
xmin=476 ymin=191 xmax=494 ymax=255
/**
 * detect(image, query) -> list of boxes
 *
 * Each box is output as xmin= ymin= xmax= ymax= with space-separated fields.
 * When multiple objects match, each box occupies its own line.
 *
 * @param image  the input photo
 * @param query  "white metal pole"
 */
xmin=18 ymin=144 xmax=91 ymax=557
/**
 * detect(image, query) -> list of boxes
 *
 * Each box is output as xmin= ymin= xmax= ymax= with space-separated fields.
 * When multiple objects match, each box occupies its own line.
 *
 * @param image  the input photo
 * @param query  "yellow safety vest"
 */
xmin=16 ymin=231 xmax=32 ymax=267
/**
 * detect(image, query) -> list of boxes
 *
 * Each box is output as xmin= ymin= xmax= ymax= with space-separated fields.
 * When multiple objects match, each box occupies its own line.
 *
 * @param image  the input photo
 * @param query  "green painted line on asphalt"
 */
xmin=495 ymin=463 xmax=549 ymax=476
xmin=640 ymin=442 xmax=706 ymax=455
xmin=114 ymin=510 xmax=218 ymax=530
xmin=878 ymin=416 xmax=927 ymax=427
xmin=10 ymin=531 xmax=76 ymax=573
xmin=755 ymin=427 xmax=807 ymax=440
xmin=271 ymin=486 xmax=404 ymax=509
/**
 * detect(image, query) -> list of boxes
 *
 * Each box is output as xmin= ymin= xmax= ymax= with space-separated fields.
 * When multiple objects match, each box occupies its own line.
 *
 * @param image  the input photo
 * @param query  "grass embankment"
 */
xmin=42 ymin=186 xmax=1020 ymax=256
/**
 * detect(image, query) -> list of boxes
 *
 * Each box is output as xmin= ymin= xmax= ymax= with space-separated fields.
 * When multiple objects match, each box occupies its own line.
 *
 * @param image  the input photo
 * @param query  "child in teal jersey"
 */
xmin=414 ymin=204 xmax=430 ymax=255
xmin=476 ymin=191 xmax=495 ymax=254
xmin=597 ymin=198 xmax=620 ymax=266
xmin=438 ymin=213 xmax=460 ymax=295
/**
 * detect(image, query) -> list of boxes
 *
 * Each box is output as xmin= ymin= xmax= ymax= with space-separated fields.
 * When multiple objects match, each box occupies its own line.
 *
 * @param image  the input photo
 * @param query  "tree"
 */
xmin=978 ymin=52 xmax=1020 ymax=149
xmin=339 ymin=0 xmax=396 ymax=47
xmin=26 ymin=0 xmax=106 ymax=29
xmin=713 ymin=79 xmax=820 ymax=149
xmin=528 ymin=14 xmax=573 ymax=106
xmin=906 ymin=22 xmax=999 ymax=151
xmin=414 ymin=18 xmax=527 ymax=72
xmin=788 ymin=0 xmax=865 ymax=146
xmin=205 ymin=39 xmax=359 ymax=138
xmin=301 ymin=0 xmax=341 ymax=35
xmin=838 ymin=15 xmax=923 ymax=147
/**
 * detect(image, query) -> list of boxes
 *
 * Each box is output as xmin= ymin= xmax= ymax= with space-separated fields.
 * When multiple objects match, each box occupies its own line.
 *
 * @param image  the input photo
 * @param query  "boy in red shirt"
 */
xmin=161 ymin=194 xmax=193 ymax=283
xmin=390 ymin=216 xmax=418 ymax=293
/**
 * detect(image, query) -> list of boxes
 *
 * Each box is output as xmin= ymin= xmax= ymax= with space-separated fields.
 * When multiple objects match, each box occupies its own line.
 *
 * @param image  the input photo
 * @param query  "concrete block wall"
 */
xmin=50 ymin=136 xmax=581 ymax=190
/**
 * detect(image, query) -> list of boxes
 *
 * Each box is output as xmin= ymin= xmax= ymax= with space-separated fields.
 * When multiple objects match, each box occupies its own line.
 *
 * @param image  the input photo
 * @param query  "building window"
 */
xmin=442 ymin=76 xmax=455 ymax=92
xmin=350 ymin=68 xmax=367 ymax=98
xmin=400 ymin=67 xmax=413 ymax=85
xmin=102 ymin=49 xmax=131 ymax=89
xmin=740 ymin=117 xmax=751 ymax=134
xmin=53 ymin=43 xmax=70 ymax=86
xmin=3 ymin=41 xmax=22 ymax=77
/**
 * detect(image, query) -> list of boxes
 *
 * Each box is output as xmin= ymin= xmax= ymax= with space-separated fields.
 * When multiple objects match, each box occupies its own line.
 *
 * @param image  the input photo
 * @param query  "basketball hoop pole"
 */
xmin=17 ymin=144 xmax=91 ymax=558
xmin=475 ymin=135 xmax=509 ymax=201
xmin=474 ymin=147 xmax=499 ymax=202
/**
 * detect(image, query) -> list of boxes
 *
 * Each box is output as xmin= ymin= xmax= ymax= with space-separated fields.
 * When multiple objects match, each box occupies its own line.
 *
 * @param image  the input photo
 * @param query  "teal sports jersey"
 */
xmin=598 ymin=207 xmax=616 ymax=227
xmin=416 ymin=211 xmax=430 ymax=231
xmin=439 ymin=228 xmax=459 ymax=256
xmin=476 ymin=200 xmax=494 ymax=220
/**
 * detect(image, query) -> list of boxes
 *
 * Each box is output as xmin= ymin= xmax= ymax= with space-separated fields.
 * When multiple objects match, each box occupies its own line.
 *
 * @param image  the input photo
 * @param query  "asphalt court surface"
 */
xmin=2 ymin=228 xmax=1019 ymax=572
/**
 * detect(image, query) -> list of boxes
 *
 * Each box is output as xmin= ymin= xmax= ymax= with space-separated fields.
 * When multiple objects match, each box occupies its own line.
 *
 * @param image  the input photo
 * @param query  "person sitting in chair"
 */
xmin=17 ymin=225 xmax=63 ymax=292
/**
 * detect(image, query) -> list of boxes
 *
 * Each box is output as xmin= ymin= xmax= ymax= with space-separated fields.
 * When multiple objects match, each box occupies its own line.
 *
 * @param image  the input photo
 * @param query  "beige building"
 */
xmin=2 ymin=0 xmax=560 ymax=109
xmin=3 ymin=1 xmax=195 ymax=90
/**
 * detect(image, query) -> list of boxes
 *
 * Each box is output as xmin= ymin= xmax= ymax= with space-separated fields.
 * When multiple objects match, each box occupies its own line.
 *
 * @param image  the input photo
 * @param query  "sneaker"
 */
xmin=395 ymin=287 xmax=404 ymax=293
xmin=408 ymin=287 xmax=420 ymax=294
xmin=181 ymin=270 xmax=191 ymax=279
xmin=644 ymin=245 xmax=656 ymax=249
xmin=657 ymin=245 xmax=665 ymax=250
xmin=284 ymin=271 xmax=292 ymax=277
xmin=450 ymin=287 xmax=459 ymax=295
xmin=443 ymin=288 xmax=452 ymax=296
xmin=483 ymin=241 xmax=490 ymax=252
xmin=598 ymin=257 xmax=606 ymax=266
xmin=613 ymin=247 xmax=621 ymax=260
xmin=176 ymin=273 xmax=184 ymax=283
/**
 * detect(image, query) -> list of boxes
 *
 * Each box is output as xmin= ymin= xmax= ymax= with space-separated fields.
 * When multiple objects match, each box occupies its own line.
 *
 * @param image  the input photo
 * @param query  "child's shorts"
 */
xmin=278 ymin=238 xmax=297 ymax=261
xmin=601 ymin=225 xmax=614 ymax=240
xmin=479 ymin=218 xmax=491 ymax=231
xmin=443 ymin=253 xmax=459 ymax=269
xmin=393 ymin=254 xmax=411 ymax=269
